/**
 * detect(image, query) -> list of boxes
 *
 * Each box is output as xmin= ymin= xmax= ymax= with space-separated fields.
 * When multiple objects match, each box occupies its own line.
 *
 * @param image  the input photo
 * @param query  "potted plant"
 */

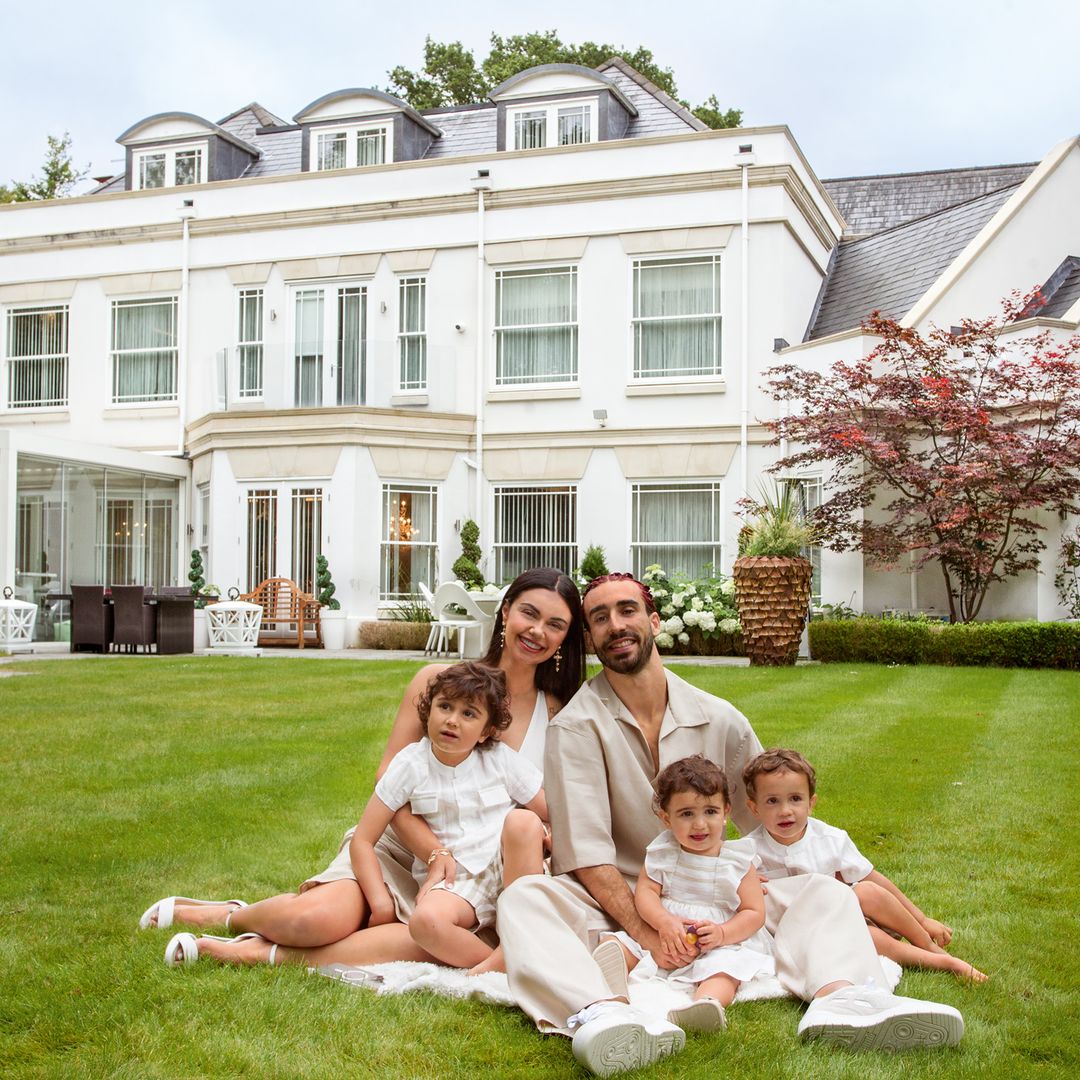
xmin=189 ymin=550 xmax=211 ymax=649
xmin=452 ymin=520 xmax=484 ymax=590
xmin=316 ymin=554 xmax=347 ymax=650
xmin=732 ymin=485 xmax=815 ymax=666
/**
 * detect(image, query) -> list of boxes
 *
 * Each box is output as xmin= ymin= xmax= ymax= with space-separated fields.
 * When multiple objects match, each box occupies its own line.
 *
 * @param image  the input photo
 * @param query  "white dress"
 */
xmin=613 ymin=831 xmax=775 ymax=986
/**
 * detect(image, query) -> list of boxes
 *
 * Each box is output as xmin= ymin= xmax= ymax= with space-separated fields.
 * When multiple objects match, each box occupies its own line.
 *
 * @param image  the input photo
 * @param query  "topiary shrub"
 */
xmin=578 ymin=544 xmax=609 ymax=584
xmin=188 ymin=550 xmax=207 ymax=609
xmin=316 ymin=554 xmax=340 ymax=610
xmin=452 ymin=519 xmax=484 ymax=590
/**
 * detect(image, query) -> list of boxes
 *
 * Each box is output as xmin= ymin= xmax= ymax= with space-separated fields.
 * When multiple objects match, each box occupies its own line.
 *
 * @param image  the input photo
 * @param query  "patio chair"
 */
xmin=111 ymin=585 xmax=157 ymax=653
xmin=427 ymin=581 xmax=492 ymax=659
xmin=70 ymin=585 xmax=113 ymax=653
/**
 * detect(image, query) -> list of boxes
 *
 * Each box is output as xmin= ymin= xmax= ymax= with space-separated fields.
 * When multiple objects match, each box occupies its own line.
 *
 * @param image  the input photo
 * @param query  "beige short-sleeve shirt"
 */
xmin=544 ymin=669 xmax=763 ymax=886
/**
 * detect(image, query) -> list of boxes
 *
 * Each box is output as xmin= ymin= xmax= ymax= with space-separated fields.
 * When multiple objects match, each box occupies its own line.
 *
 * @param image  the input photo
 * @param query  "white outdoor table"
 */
xmin=0 ymin=589 xmax=37 ymax=653
xmin=206 ymin=600 xmax=263 ymax=654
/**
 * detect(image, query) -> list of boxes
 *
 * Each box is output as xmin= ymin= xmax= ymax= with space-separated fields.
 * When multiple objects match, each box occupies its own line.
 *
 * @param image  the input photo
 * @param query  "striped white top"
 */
xmin=745 ymin=818 xmax=873 ymax=884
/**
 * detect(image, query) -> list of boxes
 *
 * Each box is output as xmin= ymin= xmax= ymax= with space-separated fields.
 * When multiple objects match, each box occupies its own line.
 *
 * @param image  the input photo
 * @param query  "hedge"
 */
xmin=809 ymin=618 xmax=1080 ymax=669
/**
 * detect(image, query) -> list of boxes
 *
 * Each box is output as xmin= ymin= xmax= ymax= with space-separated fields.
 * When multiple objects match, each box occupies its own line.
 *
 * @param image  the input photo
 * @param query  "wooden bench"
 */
xmin=238 ymin=577 xmax=323 ymax=648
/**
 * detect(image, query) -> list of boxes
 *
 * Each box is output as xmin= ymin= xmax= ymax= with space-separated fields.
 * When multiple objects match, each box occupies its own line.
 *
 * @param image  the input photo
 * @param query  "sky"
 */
xmin=3 ymin=0 xmax=1078 ymax=192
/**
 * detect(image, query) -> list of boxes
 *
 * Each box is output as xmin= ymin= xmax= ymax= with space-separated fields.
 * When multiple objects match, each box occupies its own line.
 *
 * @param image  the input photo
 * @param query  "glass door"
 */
xmin=292 ymin=284 xmax=366 ymax=407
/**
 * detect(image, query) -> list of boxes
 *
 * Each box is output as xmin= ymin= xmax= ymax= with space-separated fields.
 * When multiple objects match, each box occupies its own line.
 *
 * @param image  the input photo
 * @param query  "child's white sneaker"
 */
xmin=568 ymin=1001 xmax=685 ymax=1076
xmin=668 ymin=996 xmax=727 ymax=1032
xmin=591 ymin=939 xmax=629 ymax=1000
xmin=797 ymin=980 xmax=963 ymax=1050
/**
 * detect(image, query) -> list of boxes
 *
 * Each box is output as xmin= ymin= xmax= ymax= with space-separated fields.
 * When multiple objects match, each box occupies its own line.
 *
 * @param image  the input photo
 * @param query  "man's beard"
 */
xmin=597 ymin=626 xmax=655 ymax=675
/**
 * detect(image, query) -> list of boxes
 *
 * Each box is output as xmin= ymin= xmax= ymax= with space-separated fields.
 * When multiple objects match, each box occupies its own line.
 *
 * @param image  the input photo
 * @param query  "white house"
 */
xmin=1 ymin=59 xmax=1076 ymax=641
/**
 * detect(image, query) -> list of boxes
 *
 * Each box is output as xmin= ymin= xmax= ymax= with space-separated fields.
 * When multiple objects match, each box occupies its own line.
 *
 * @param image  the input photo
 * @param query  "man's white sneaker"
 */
xmin=668 ymin=997 xmax=727 ymax=1033
xmin=798 ymin=981 xmax=964 ymax=1051
xmin=569 ymin=1001 xmax=685 ymax=1076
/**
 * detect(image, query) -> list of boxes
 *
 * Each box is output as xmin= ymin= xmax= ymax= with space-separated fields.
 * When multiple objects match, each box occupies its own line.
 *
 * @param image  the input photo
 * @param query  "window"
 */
xmin=313 ymin=124 xmax=390 ymax=170
xmin=493 ymin=485 xmax=577 ymax=581
xmin=292 ymin=283 xmax=366 ymax=407
xmin=97 ymin=473 xmax=178 ymax=587
xmin=237 ymin=289 xmax=264 ymax=398
xmin=785 ymin=477 xmax=823 ymax=604
xmin=245 ymin=486 xmax=324 ymax=594
xmin=632 ymin=255 xmax=722 ymax=379
xmin=381 ymin=484 xmax=438 ymax=600
xmin=133 ymin=143 xmax=206 ymax=189
xmin=6 ymin=304 xmax=68 ymax=408
xmin=631 ymin=482 xmax=722 ymax=578
xmin=397 ymin=277 xmax=427 ymax=391
xmin=509 ymin=100 xmax=597 ymax=150
xmin=111 ymin=297 xmax=177 ymax=403
xmin=495 ymin=266 xmax=577 ymax=386
xmin=197 ymin=483 xmax=210 ymax=550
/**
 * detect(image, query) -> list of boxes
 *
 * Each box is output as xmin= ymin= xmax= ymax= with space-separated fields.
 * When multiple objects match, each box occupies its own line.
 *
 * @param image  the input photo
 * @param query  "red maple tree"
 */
xmin=765 ymin=292 xmax=1080 ymax=622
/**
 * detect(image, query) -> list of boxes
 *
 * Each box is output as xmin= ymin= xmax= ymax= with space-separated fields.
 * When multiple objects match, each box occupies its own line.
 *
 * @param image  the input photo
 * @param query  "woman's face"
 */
xmin=500 ymin=587 xmax=573 ymax=668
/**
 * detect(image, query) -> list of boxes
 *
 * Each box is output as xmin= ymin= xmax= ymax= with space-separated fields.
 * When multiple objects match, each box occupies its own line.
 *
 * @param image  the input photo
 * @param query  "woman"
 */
xmin=148 ymin=567 xmax=585 ymax=968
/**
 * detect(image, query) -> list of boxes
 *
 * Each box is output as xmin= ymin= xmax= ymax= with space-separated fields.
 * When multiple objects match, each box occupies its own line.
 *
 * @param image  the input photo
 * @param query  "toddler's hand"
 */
xmin=691 ymin=920 xmax=725 ymax=951
xmin=922 ymin=917 xmax=953 ymax=947
xmin=658 ymin=916 xmax=698 ymax=964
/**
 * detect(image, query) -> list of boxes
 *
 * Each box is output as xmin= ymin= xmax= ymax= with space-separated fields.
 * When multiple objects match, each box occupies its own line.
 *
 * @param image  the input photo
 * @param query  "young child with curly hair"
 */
xmin=351 ymin=661 xmax=548 ymax=971
xmin=591 ymin=755 xmax=775 ymax=1034
xmin=742 ymin=748 xmax=986 ymax=982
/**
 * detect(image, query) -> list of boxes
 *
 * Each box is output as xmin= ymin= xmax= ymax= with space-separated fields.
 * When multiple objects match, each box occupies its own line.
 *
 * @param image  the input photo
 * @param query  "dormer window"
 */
xmin=314 ymin=123 xmax=390 ymax=170
xmin=510 ymin=100 xmax=596 ymax=151
xmin=134 ymin=143 xmax=206 ymax=189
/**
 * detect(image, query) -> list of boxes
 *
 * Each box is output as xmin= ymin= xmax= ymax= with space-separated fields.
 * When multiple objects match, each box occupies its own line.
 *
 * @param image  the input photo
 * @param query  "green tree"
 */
xmin=387 ymin=33 xmax=741 ymax=129
xmin=0 ymin=133 xmax=87 ymax=203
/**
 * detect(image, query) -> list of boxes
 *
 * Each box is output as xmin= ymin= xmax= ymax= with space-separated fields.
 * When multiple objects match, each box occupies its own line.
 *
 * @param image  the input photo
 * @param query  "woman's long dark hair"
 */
xmin=481 ymin=568 xmax=585 ymax=705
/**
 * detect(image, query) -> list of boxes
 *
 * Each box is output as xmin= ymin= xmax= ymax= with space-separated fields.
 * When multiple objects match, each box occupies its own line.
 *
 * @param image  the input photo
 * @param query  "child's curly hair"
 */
xmin=653 ymin=755 xmax=729 ymax=813
xmin=416 ymin=662 xmax=512 ymax=752
xmin=742 ymin=747 xmax=817 ymax=800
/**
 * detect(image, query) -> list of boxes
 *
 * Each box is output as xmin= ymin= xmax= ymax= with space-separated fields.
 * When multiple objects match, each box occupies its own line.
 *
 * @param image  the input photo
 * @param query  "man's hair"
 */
xmin=416 ymin=662 xmax=512 ymax=752
xmin=653 ymin=755 xmax=729 ymax=812
xmin=582 ymin=572 xmax=657 ymax=615
xmin=742 ymin=747 xmax=817 ymax=800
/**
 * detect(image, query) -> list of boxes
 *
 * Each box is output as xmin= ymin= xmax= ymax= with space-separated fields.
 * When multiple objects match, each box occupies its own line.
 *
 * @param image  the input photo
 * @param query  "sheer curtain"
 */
xmin=290 ymin=488 xmax=322 ymax=595
xmin=246 ymin=490 xmax=277 ymax=588
xmin=381 ymin=486 xmax=437 ymax=598
xmin=336 ymin=287 xmax=364 ymax=405
xmin=356 ymin=129 xmax=386 ymax=166
xmin=633 ymin=257 xmax=721 ymax=378
xmin=237 ymin=289 xmax=263 ymax=398
xmin=398 ymin=277 xmax=427 ymax=390
xmin=317 ymin=132 xmax=346 ymax=171
xmin=294 ymin=290 xmax=324 ymax=407
xmin=112 ymin=298 xmax=177 ymax=402
xmin=7 ymin=305 xmax=68 ymax=407
xmin=496 ymin=267 xmax=577 ymax=384
xmin=632 ymin=483 xmax=721 ymax=577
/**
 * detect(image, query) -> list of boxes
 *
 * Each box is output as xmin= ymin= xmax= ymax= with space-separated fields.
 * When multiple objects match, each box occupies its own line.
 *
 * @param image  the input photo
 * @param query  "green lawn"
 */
xmin=1 ymin=658 xmax=1077 ymax=1079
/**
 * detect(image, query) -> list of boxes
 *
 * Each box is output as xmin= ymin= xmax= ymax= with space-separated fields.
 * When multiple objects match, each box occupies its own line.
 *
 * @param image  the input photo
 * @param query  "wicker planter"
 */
xmin=733 ymin=555 xmax=813 ymax=666
xmin=358 ymin=620 xmax=432 ymax=650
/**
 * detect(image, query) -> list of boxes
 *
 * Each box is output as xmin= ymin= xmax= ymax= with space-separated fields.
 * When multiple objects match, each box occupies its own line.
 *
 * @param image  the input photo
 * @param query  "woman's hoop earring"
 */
xmin=554 ymin=647 xmax=562 ymax=673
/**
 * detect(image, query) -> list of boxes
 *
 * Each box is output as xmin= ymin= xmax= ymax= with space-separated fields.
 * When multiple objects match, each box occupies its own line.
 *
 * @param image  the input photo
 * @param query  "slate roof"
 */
xmin=822 ymin=163 xmax=1035 ymax=237
xmin=88 ymin=61 xmax=705 ymax=193
xmin=1026 ymin=255 xmax=1080 ymax=318
xmin=806 ymin=183 xmax=1021 ymax=340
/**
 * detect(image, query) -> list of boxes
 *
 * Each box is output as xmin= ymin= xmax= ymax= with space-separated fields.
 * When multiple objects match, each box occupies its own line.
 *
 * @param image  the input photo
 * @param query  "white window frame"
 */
xmin=630 ymin=253 xmax=723 ymax=382
xmin=197 ymin=483 xmax=210 ymax=552
xmin=289 ymin=279 xmax=368 ymax=408
xmin=507 ymin=98 xmax=598 ymax=150
xmin=110 ymin=295 xmax=178 ymax=404
xmin=236 ymin=288 xmax=265 ymax=400
xmin=397 ymin=276 xmax=427 ymax=392
xmin=380 ymin=483 xmax=439 ymax=601
xmin=244 ymin=484 xmax=325 ymax=595
xmin=312 ymin=122 xmax=393 ymax=171
xmin=783 ymin=476 xmax=824 ymax=605
xmin=132 ymin=141 xmax=207 ymax=190
xmin=494 ymin=264 xmax=579 ymax=387
xmin=492 ymin=484 xmax=578 ymax=581
xmin=630 ymin=481 xmax=723 ymax=579
xmin=4 ymin=303 xmax=69 ymax=409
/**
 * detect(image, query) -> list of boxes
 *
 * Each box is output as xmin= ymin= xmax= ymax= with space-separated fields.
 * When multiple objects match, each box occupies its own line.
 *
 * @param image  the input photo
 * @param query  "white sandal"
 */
xmin=140 ymin=896 xmax=248 ymax=930
xmin=163 ymin=931 xmax=263 ymax=968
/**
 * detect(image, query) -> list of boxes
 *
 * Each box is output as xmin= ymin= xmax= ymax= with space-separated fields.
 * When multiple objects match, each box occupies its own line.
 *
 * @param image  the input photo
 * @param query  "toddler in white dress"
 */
xmin=597 ymin=755 xmax=774 ymax=1033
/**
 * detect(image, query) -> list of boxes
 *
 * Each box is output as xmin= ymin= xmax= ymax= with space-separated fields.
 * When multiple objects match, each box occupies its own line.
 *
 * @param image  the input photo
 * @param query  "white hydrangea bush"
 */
xmin=642 ymin=564 xmax=741 ymax=654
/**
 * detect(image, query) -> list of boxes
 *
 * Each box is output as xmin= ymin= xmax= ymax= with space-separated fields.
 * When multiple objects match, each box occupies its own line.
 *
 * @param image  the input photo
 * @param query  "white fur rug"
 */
xmin=316 ymin=956 xmax=901 ymax=1011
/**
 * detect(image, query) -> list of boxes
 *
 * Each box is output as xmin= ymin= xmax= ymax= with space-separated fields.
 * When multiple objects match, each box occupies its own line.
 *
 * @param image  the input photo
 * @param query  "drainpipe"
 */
xmin=176 ymin=199 xmax=196 ymax=456
xmin=735 ymin=145 xmax=754 ymax=501
xmin=469 ymin=170 xmax=492 ymax=544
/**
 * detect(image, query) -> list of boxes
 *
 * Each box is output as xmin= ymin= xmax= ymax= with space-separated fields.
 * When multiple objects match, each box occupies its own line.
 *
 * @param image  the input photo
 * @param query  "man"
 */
xmin=498 ymin=573 xmax=963 ymax=1076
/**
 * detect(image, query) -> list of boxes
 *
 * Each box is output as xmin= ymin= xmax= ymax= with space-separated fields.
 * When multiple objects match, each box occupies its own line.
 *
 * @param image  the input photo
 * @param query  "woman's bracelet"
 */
xmin=427 ymin=847 xmax=452 ymax=865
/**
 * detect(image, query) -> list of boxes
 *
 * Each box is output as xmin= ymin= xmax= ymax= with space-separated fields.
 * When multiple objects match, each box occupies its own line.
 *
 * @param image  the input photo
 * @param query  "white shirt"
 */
xmin=375 ymin=738 xmax=543 ymax=874
xmin=746 ymin=817 xmax=873 ymax=883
